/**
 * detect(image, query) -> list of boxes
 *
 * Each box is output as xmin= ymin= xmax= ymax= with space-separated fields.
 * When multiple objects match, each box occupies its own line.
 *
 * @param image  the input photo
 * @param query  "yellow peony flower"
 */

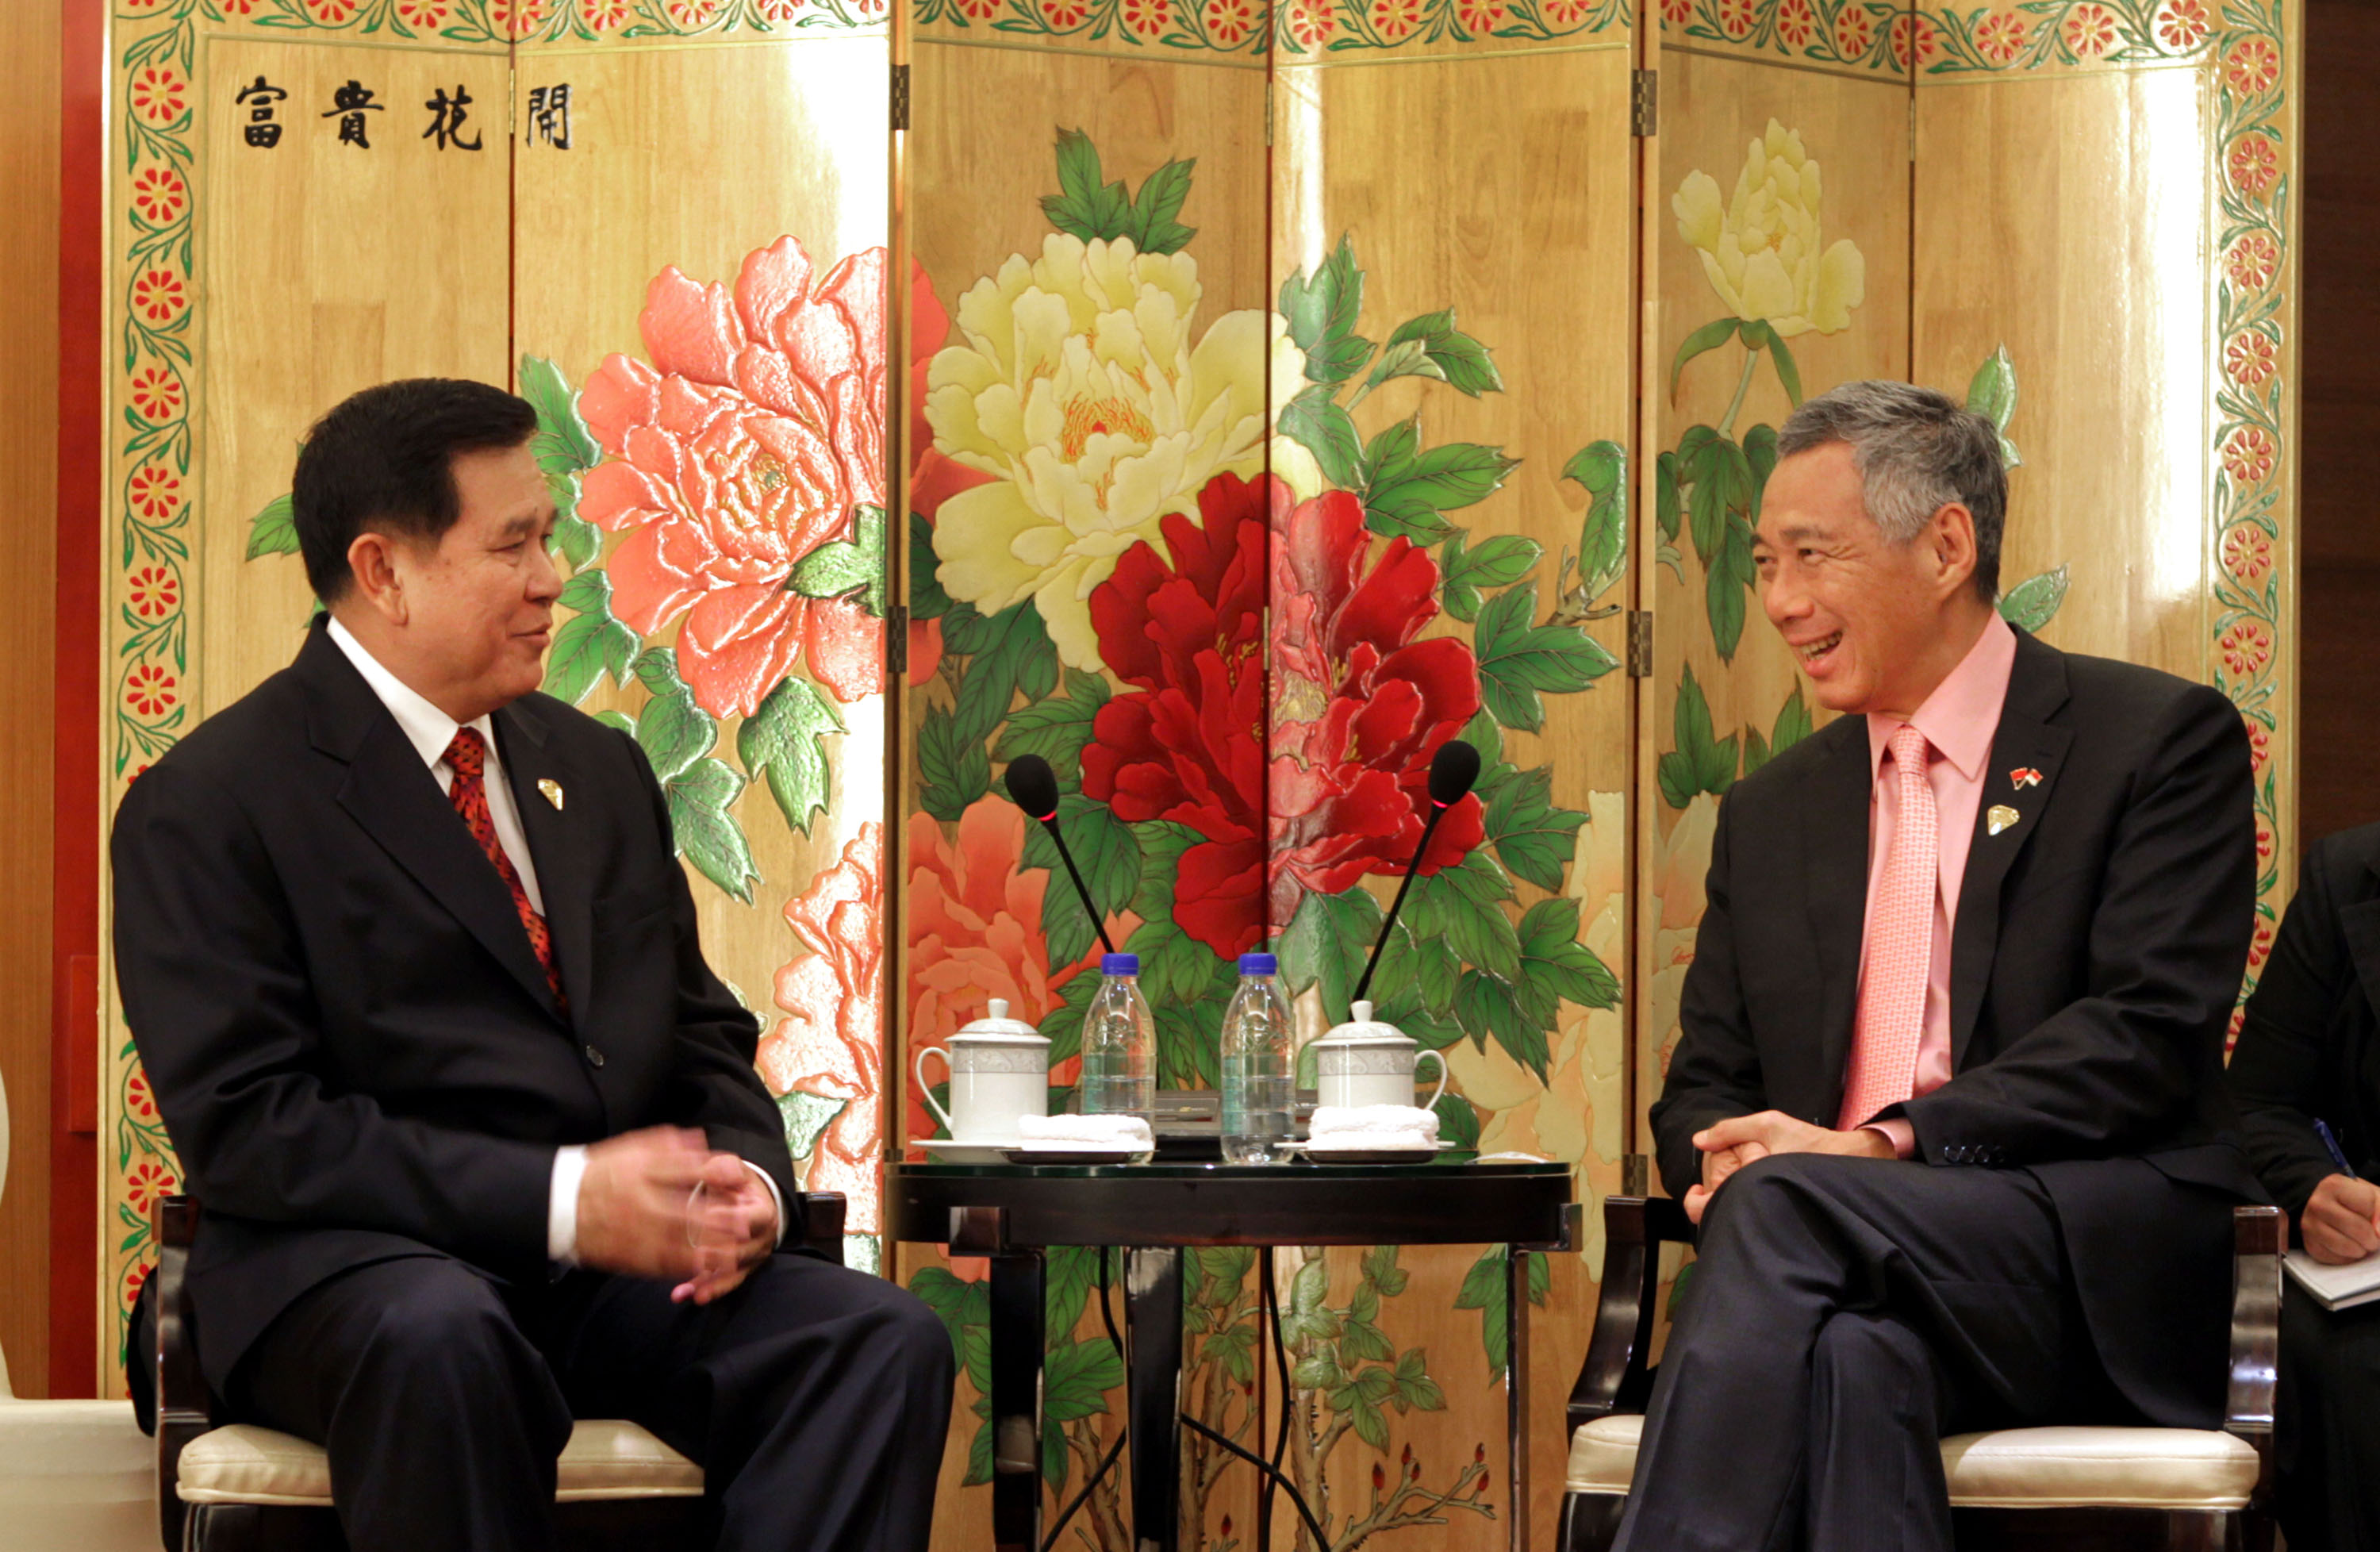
xmin=927 ymin=233 xmax=1309 ymax=670
xmin=1673 ymin=119 xmax=1865 ymax=338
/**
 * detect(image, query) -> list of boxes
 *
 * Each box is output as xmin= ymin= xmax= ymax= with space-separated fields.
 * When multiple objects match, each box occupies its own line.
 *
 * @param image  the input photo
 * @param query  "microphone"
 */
xmin=1003 ymin=755 xmax=1118 ymax=956
xmin=1351 ymin=740 xmax=1480 ymax=1007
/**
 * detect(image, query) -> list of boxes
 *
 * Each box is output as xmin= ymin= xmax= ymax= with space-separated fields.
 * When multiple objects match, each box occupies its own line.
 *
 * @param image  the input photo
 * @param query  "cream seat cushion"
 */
xmin=178 ymin=1419 xmax=703 ymax=1506
xmin=1567 ymin=1415 xmax=2260 ymax=1511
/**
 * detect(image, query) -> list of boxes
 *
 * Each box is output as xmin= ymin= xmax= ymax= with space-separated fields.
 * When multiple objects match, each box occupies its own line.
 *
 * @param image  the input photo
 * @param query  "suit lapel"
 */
xmin=1806 ymin=721 xmax=1874 ymax=1106
xmin=301 ymin=625 xmax=564 ymax=1023
xmin=494 ymin=699 xmax=593 ymax=1027
xmin=1949 ymin=631 xmax=2074 ymax=1068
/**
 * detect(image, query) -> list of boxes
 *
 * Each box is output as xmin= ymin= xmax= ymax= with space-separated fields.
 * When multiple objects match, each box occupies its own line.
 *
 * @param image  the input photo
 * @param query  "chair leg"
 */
xmin=1557 ymin=1492 xmax=1626 ymax=1552
xmin=2160 ymin=1510 xmax=2234 ymax=1552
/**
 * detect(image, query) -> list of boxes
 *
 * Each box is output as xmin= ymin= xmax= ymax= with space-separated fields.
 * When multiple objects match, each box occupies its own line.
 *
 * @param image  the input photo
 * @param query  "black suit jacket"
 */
xmin=2226 ymin=822 xmax=2380 ymax=1220
xmin=113 ymin=621 xmax=797 ymax=1393
xmin=1651 ymin=628 xmax=2262 ymax=1426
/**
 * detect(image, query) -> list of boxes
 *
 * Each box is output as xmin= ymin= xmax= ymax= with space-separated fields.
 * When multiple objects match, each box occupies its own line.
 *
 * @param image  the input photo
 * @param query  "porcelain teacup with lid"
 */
xmin=1310 ymin=1000 xmax=1449 ymax=1112
xmin=914 ymin=999 xmax=1051 ymax=1145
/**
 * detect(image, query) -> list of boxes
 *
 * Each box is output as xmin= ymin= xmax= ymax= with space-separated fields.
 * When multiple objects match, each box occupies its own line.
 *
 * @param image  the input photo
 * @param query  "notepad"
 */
xmin=2284 ymin=1249 xmax=2380 ymax=1311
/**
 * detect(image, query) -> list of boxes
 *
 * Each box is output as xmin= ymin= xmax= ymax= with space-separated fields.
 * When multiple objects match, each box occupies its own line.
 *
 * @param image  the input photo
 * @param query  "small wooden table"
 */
xmin=886 ymin=1158 xmax=1577 ymax=1552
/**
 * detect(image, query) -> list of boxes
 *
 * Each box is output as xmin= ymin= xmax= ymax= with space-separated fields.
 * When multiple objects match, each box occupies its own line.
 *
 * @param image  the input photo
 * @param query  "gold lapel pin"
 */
xmin=539 ymin=778 xmax=564 ymax=811
xmin=1987 ymin=804 xmax=2019 ymax=837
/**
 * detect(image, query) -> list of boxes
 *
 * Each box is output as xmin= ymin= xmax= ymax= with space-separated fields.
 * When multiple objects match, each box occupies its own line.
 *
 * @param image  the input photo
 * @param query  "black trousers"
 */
xmin=1611 ymin=1154 xmax=2127 ymax=1552
xmin=2274 ymin=1279 xmax=2380 ymax=1552
xmin=228 ymin=1250 xmax=956 ymax=1552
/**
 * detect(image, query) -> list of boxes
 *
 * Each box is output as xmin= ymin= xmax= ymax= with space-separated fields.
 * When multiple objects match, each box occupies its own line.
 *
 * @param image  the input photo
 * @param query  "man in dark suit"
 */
xmin=113 ymin=378 xmax=952 ymax=1552
xmin=1616 ymin=381 xmax=2260 ymax=1551
xmin=2225 ymin=821 xmax=2380 ymax=1551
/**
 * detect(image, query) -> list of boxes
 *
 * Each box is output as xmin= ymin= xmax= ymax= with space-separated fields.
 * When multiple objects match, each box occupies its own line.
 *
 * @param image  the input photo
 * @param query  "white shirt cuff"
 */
xmin=549 ymin=1145 xmax=589 ymax=1265
xmin=743 ymin=1159 xmax=789 ymax=1248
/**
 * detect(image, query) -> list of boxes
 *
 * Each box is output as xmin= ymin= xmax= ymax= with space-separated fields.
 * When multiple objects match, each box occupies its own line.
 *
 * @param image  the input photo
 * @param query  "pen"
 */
xmin=2314 ymin=1118 xmax=2359 ymax=1180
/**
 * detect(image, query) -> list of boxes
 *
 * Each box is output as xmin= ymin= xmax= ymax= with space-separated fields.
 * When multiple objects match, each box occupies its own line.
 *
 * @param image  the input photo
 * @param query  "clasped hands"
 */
xmin=1684 ymin=1110 xmax=1895 ymax=1225
xmin=574 ymin=1127 xmax=777 ymax=1304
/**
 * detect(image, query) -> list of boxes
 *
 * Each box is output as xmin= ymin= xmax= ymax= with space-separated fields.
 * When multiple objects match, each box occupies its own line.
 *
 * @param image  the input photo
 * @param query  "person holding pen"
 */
xmin=2226 ymin=820 xmax=2380 ymax=1552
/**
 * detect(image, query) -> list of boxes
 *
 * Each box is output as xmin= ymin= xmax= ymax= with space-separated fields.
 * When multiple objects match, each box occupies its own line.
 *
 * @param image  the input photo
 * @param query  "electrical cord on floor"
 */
xmin=1178 ymin=1413 xmax=1332 ymax=1551
xmin=1040 ymin=1248 xmax=1129 ymax=1552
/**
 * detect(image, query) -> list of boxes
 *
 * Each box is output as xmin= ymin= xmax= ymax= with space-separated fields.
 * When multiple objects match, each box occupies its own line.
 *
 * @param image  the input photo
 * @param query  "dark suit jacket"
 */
xmin=113 ymin=620 xmax=797 ymax=1394
xmin=1651 ymin=628 xmax=2262 ymax=1427
xmin=2226 ymin=822 xmax=2380 ymax=1221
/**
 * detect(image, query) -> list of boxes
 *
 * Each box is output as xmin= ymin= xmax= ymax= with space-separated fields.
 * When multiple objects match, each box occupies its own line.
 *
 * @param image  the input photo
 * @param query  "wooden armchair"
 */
xmin=1557 ymin=1192 xmax=2282 ymax=1552
xmin=151 ymin=1192 xmax=848 ymax=1552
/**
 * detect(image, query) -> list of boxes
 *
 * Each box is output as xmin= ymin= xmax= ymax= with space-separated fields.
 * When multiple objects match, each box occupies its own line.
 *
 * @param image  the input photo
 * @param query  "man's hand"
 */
xmin=1681 ymin=1110 xmax=1895 ymax=1224
xmin=672 ymin=1153 xmax=778 ymax=1306
xmin=2301 ymin=1173 xmax=2380 ymax=1266
xmin=574 ymin=1127 xmax=718 ymax=1282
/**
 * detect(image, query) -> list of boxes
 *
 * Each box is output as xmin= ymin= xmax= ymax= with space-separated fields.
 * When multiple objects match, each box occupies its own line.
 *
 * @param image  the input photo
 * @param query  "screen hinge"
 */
xmin=1626 ymin=609 xmax=1654 ymax=678
xmin=886 ymin=601 xmax=909 ymax=677
xmin=1630 ymin=69 xmax=1657 ymax=137
xmin=890 ymin=63 xmax=911 ymax=133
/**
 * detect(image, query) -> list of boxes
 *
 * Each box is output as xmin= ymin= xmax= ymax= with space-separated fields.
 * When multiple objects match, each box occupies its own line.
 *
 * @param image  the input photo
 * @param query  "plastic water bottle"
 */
xmin=1079 ymin=953 xmax=1155 ymax=1124
xmin=1221 ymin=952 xmax=1295 ymax=1164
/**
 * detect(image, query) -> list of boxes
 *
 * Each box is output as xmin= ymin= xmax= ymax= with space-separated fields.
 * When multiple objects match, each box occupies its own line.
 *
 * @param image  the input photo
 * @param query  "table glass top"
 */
xmin=891 ymin=1157 xmax=1572 ymax=1180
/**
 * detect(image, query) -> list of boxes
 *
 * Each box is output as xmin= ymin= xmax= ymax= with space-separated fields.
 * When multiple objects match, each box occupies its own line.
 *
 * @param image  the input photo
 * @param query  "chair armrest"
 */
xmin=801 ymin=1193 xmax=847 ymax=1266
xmin=152 ymin=1194 xmax=211 ymax=1552
xmin=1565 ymin=1194 xmax=1695 ymax=1432
xmin=2224 ymin=1203 xmax=2282 ymax=1504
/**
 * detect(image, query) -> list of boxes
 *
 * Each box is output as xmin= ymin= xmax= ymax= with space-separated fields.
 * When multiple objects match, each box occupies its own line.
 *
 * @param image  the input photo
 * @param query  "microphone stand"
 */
xmin=1033 ymin=812 xmax=1119 ymax=957
xmin=1350 ymin=801 xmax=1452 ymax=1007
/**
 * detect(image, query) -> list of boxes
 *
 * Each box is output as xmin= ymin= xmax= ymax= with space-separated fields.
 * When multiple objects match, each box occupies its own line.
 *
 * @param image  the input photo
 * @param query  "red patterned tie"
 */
xmin=443 ymin=728 xmax=564 ymax=1007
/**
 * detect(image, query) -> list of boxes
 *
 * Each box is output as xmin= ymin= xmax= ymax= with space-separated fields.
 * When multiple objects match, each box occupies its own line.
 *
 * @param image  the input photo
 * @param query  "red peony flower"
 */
xmin=1081 ymin=473 xmax=1483 ymax=958
xmin=1267 ymin=482 xmax=1483 ymax=929
xmin=1083 ymin=474 xmax=1273 ymax=958
xmin=579 ymin=240 xmax=951 ymax=718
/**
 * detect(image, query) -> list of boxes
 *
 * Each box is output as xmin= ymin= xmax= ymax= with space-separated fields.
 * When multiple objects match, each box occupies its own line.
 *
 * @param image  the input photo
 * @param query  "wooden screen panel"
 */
xmin=1636 ymin=48 xmax=1914 ymax=1160
xmin=901 ymin=42 xmax=1271 ymax=1552
xmin=1913 ymin=0 xmax=2300 ymax=1003
xmin=509 ymin=31 xmax=894 ymax=1260
xmin=198 ymin=40 xmax=513 ymax=709
xmin=1914 ymin=71 xmax=2213 ymax=682
xmin=1269 ymin=40 xmax=1636 ymax=1552
xmin=98 ymin=25 xmax=512 ymax=1387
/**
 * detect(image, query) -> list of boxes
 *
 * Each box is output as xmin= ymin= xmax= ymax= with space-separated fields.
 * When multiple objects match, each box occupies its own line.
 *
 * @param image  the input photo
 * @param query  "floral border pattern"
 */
xmin=2204 ymin=0 xmax=2290 ymax=1026
xmin=1273 ymin=0 xmax=1627 ymax=57
xmin=120 ymin=0 xmax=882 ymax=44
xmin=1656 ymin=0 xmax=1908 ymax=74
xmin=1913 ymin=0 xmax=2221 ymax=73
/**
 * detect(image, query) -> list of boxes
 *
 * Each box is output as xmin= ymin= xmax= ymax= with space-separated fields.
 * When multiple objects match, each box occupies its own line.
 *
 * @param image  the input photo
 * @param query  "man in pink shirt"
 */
xmin=1613 ymin=382 xmax=2261 ymax=1552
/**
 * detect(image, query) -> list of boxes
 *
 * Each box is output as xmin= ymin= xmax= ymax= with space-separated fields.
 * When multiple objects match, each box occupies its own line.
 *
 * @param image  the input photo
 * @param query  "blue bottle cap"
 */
xmin=1238 ymin=953 xmax=1278 ymax=974
xmin=1100 ymin=953 xmax=1140 ymax=975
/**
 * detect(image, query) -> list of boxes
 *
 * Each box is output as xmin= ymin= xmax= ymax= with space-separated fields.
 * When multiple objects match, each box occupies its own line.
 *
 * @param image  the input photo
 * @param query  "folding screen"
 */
xmin=90 ymin=7 xmax=2299 ymax=1552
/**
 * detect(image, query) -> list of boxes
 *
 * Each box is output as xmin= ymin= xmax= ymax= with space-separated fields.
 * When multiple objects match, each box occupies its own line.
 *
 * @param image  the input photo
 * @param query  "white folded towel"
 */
xmin=1307 ymin=1105 xmax=1439 ymax=1151
xmin=1017 ymin=1113 xmax=1155 ymax=1150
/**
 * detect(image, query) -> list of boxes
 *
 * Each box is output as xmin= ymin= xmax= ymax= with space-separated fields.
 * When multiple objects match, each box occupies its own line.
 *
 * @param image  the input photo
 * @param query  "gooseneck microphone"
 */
xmin=1350 ymin=740 xmax=1481 ymax=1006
xmin=1002 ymin=754 xmax=1118 ymax=956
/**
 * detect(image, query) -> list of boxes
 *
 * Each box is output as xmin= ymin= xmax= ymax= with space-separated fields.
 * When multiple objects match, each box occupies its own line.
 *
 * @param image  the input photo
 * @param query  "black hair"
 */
xmin=290 ymin=378 xmax=540 ymax=602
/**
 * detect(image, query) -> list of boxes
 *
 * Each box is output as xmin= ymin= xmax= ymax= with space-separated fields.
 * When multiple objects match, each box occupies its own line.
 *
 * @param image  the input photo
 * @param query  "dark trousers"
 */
xmin=229 ymin=1250 xmax=956 ymax=1552
xmin=2275 ymin=1280 xmax=2380 ymax=1552
xmin=1611 ymin=1154 xmax=2125 ymax=1552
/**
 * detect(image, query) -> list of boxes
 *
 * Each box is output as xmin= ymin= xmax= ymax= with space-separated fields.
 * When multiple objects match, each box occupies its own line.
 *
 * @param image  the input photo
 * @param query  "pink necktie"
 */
xmin=1840 ymin=724 xmax=1936 ymax=1129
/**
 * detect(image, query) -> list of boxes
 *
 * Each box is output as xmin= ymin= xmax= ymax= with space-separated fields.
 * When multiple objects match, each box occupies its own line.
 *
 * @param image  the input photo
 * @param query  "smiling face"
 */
xmin=1753 ymin=438 xmax=1990 ymax=718
xmin=339 ymin=440 xmax=561 ymax=723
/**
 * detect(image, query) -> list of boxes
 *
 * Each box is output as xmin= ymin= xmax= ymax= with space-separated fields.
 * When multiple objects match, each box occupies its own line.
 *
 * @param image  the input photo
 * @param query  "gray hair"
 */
xmin=1776 ymin=381 xmax=2006 ymax=600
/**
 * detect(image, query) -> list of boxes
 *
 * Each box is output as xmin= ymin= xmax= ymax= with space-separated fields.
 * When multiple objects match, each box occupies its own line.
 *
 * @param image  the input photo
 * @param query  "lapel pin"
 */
xmin=538 ymin=778 xmax=564 ymax=811
xmin=2009 ymin=766 xmax=2043 ymax=789
xmin=1987 ymin=804 xmax=2020 ymax=837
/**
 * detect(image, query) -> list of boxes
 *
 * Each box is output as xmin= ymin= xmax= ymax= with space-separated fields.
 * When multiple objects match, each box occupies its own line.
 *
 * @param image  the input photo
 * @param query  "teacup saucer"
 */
xmin=918 ymin=1138 xmax=1020 ymax=1165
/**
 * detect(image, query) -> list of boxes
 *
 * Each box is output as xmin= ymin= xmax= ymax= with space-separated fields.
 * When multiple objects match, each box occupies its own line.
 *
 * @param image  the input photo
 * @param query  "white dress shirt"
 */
xmin=325 ymin=617 xmax=783 ymax=1265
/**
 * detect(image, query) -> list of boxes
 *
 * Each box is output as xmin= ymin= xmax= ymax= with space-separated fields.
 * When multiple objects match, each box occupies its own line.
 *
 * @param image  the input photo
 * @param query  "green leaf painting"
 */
xmin=1041 ymin=128 xmax=1198 ymax=256
xmin=1472 ymin=582 xmax=1621 ymax=732
xmin=1999 ymin=564 xmax=2069 ymax=634
xmin=245 ymin=492 xmax=298 ymax=559
xmin=1657 ymin=664 xmax=1739 ymax=811
xmin=785 ymin=503 xmax=889 ymax=617
xmin=737 ymin=675 xmax=842 ymax=836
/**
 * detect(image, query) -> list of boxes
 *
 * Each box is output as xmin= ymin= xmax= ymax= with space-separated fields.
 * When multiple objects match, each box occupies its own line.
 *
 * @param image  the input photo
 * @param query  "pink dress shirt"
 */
xmin=1856 ymin=614 xmax=2017 ymax=1157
